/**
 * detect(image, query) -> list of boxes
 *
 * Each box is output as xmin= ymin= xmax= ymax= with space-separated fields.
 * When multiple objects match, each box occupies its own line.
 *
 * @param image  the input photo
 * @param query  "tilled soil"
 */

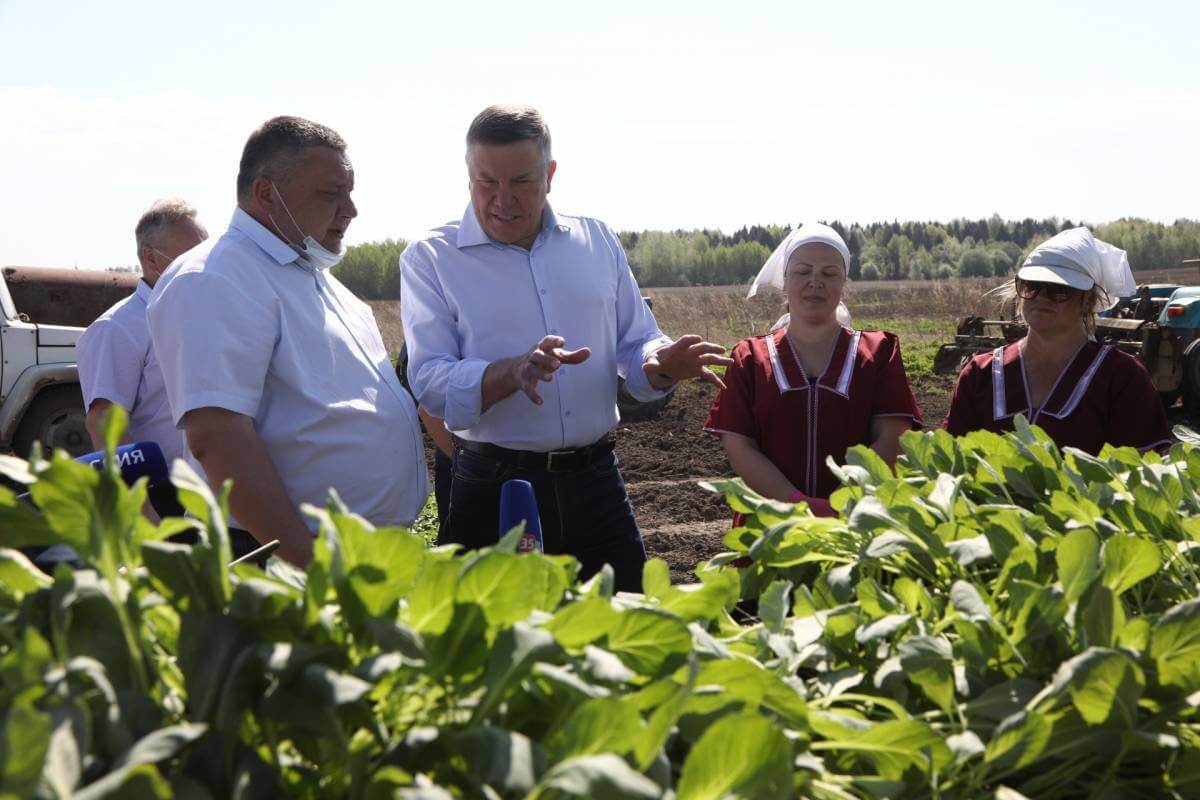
xmin=615 ymin=380 xmax=732 ymax=584
xmin=616 ymin=378 xmax=953 ymax=583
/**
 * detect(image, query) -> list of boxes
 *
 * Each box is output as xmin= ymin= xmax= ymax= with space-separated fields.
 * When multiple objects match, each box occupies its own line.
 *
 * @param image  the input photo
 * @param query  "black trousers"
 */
xmin=439 ymin=445 xmax=647 ymax=593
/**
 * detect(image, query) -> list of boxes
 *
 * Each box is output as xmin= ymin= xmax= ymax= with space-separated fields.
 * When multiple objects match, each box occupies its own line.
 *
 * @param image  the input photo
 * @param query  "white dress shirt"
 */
xmin=401 ymin=203 xmax=672 ymax=452
xmin=148 ymin=208 xmax=429 ymax=528
xmin=76 ymin=280 xmax=186 ymax=464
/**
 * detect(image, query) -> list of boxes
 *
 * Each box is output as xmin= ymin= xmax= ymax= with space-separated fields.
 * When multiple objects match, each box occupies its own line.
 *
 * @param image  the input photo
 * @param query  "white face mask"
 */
xmin=268 ymin=182 xmax=346 ymax=270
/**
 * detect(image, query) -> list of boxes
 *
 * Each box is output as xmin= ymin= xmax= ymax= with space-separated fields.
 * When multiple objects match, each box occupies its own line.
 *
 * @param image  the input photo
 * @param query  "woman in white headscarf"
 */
xmin=704 ymin=223 xmax=922 ymax=516
xmin=943 ymin=227 xmax=1172 ymax=453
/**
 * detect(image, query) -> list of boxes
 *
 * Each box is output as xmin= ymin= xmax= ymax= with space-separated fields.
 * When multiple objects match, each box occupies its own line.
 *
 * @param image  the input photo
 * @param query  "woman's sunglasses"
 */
xmin=1016 ymin=279 xmax=1079 ymax=303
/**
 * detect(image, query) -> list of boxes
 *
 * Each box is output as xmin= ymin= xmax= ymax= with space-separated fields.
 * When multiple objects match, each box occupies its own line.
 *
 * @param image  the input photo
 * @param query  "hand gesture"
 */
xmin=513 ymin=335 xmax=591 ymax=405
xmin=643 ymin=335 xmax=734 ymax=391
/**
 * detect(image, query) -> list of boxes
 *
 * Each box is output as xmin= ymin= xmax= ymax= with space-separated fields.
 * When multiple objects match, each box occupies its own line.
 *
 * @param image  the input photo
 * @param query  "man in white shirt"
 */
xmin=77 ymin=197 xmax=208 ymax=461
xmin=401 ymin=105 xmax=731 ymax=592
xmin=149 ymin=116 xmax=428 ymax=567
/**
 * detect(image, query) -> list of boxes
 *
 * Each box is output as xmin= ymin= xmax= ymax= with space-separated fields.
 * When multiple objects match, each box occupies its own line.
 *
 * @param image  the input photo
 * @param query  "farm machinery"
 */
xmin=933 ymin=282 xmax=1200 ymax=411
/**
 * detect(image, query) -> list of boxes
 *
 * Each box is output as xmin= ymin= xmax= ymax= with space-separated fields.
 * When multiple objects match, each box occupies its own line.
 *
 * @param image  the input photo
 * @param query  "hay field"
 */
xmin=370 ymin=277 xmax=1002 ymax=361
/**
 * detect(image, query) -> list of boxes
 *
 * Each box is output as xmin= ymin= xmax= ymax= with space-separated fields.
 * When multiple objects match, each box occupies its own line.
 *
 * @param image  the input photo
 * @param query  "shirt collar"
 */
xmin=230 ymin=207 xmax=302 ymax=266
xmin=135 ymin=279 xmax=153 ymax=305
xmin=455 ymin=202 xmax=570 ymax=249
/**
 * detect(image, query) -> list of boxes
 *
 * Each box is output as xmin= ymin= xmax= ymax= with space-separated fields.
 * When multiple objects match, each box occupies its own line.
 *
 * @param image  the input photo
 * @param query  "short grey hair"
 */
xmin=465 ymin=105 xmax=552 ymax=164
xmin=135 ymin=197 xmax=198 ymax=254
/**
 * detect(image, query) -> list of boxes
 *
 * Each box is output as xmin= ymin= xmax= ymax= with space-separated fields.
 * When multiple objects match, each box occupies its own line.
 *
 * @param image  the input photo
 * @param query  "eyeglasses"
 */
xmin=1016 ymin=280 xmax=1078 ymax=303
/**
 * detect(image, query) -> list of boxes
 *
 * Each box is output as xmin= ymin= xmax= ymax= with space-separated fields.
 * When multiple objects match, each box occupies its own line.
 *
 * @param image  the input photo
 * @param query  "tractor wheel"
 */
xmin=12 ymin=384 xmax=90 ymax=459
xmin=1182 ymin=340 xmax=1200 ymax=417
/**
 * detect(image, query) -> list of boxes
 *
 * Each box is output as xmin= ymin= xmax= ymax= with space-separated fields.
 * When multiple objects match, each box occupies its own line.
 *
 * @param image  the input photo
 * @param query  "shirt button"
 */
xmin=565 ymin=410 xmax=571 ymax=417
xmin=540 ymin=289 xmax=547 ymax=295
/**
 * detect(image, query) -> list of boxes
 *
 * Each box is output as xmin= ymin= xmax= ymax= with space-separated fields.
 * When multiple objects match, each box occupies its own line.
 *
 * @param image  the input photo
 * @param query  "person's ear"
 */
xmin=545 ymin=160 xmax=557 ymax=193
xmin=251 ymin=176 xmax=278 ymax=214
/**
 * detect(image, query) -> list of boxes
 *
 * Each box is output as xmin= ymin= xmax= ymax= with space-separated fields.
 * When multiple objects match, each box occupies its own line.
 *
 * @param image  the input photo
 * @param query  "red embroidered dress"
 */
xmin=705 ymin=328 xmax=922 ymax=499
xmin=942 ymin=341 xmax=1172 ymax=454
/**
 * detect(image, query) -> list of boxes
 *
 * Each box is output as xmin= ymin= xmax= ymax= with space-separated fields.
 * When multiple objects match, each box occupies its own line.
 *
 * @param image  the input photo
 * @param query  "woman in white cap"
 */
xmin=705 ymin=223 xmax=922 ymax=516
xmin=943 ymin=227 xmax=1172 ymax=453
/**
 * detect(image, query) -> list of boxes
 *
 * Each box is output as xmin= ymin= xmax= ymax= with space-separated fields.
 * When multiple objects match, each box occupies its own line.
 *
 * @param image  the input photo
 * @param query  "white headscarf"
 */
xmin=748 ymin=223 xmax=852 ymax=297
xmin=749 ymin=222 xmax=853 ymax=326
xmin=1018 ymin=227 xmax=1135 ymax=309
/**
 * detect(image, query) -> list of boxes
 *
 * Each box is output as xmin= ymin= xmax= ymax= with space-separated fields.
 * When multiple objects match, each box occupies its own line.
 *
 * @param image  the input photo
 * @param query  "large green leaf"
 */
xmin=654 ymin=567 xmax=739 ymax=624
xmin=0 ymin=547 xmax=51 ymax=596
xmin=898 ymin=635 xmax=955 ymax=713
xmin=983 ymin=710 xmax=1053 ymax=771
xmin=543 ymin=596 xmax=621 ymax=650
xmin=1149 ymin=599 xmax=1200 ymax=693
xmin=528 ymin=753 xmax=660 ymax=800
xmin=634 ymin=660 xmax=696 ymax=770
xmin=1056 ymin=528 xmax=1101 ymax=604
xmin=546 ymin=696 xmax=644 ymax=761
xmin=676 ymin=711 xmax=793 ymax=800
xmin=74 ymin=724 xmax=207 ymax=800
xmin=404 ymin=558 xmax=461 ymax=635
xmin=950 ymin=580 xmax=992 ymax=623
xmin=469 ymin=622 xmax=561 ymax=725
xmin=446 ymin=727 xmax=545 ymax=796
xmin=456 ymin=551 xmax=566 ymax=628
xmin=1100 ymin=534 xmax=1160 ymax=596
xmin=1034 ymin=648 xmax=1144 ymax=727
xmin=1077 ymin=585 xmax=1123 ymax=649
xmin=815 ymin=718 xmax=952 ymax=781
xmin=0 ymin=698 xmax=50 ymax=799
xmin=606 ymin=608 xmax=692 ymax=675
xmin=321 ymin=507 xmax=426 ymax=621
xmin=757 ymin=580 xmax=792 ymax=634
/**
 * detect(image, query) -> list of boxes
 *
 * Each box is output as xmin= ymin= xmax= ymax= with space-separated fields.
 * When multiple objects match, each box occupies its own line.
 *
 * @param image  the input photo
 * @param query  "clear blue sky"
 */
xmin=1 ymin=0 xmax=1197 ymax=268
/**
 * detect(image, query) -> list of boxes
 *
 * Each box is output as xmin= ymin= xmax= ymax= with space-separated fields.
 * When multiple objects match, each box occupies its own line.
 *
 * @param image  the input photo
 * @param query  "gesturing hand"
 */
xmin=643 ymin=335 xmax=734 ymax=391
xmin=513 ymin=335 xmax=591 ymax=405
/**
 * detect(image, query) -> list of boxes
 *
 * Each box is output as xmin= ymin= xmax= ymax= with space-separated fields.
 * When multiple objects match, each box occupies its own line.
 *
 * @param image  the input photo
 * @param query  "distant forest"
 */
xmin=329 ymin=217 xmax=1200 ymax=299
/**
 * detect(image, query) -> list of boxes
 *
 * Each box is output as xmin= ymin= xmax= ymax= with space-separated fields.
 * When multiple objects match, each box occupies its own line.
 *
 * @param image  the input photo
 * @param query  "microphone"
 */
xmin=77 ymin=442 xmax=186 ymax=519
xmin=20 ymin=441 xmax=184 ymax=572
xmin=499 ymin=479 xmax=543 ymax=553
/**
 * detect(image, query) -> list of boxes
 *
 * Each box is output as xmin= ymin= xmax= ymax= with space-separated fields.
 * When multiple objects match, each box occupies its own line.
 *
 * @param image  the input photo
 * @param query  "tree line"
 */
xmin=329 ymin=217 xmax=1200 ymax=299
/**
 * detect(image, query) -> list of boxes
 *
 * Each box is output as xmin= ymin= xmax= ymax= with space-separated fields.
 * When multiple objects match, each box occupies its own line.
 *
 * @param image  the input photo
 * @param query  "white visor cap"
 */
xmin=1017 ymin=227 xmax=1135 ymax=302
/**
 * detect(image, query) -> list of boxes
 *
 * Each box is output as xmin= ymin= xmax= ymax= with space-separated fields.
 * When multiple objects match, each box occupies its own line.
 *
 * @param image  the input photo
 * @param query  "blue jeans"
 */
xmin=440 ymin=446 xmax=647 ymax=593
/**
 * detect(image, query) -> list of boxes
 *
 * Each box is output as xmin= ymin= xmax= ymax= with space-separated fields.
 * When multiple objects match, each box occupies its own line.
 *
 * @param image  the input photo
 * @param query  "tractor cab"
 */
xmin=1160 ymin=286 xmax=1200 ymax=330
xmin=1101 ymin=284 xmax=1181 ymax=322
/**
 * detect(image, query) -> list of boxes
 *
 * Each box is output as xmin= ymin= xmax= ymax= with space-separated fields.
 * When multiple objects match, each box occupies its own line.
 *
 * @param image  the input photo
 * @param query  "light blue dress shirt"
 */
xmin=77 ymin=280 xmax=185 ymax=465
xmin=401 ymin=203 xmax=672 ymax=452
xmin=150 ymin=208 xmax=429 ymax=529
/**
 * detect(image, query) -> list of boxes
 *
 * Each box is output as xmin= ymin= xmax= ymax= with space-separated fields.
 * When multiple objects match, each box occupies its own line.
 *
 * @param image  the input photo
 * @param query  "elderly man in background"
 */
xmin=401 ymin=104 xmax=731 ymax=592
xmin=77 ymin=198 xmax=208 ymax=460
xmin=149 ymin=116 xmax=428 ymax=567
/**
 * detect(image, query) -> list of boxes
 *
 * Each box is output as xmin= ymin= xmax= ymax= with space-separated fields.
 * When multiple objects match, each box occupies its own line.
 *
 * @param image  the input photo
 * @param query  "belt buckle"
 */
xmin=545 ymin=449 xmax=575 ymax=471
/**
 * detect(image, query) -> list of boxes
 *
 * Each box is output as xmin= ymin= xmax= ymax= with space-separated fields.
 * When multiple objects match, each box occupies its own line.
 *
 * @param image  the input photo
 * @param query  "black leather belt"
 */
xmin=453 ymin=436 xmax=615 ymax=472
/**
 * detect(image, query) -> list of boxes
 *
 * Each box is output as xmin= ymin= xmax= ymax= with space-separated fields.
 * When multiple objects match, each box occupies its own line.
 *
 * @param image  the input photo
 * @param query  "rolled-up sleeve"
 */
xmin=76 ymin=318 xmax=140 ymax=411
xmin=400 ymin=243 xmax=489 ymax=430
xmin=606 ymin=225 xmax=672 ymax=403
xmin=148 ymin=270 xmax=277 ymax=425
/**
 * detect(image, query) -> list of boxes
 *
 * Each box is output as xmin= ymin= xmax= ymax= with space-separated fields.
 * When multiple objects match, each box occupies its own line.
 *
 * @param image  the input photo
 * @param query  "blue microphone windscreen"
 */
xmin=76 ymin=442 xmax=170 ymax=486
xmin=499 ymin=479 xmax=543 ymax=543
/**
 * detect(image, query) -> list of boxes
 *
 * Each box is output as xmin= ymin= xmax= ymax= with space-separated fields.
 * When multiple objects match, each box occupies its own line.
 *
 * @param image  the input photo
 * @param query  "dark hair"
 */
xmin=465 ymin=105 xmax=552 ymax=163
xmin=236 ymin=116 xmax=346 ymax=201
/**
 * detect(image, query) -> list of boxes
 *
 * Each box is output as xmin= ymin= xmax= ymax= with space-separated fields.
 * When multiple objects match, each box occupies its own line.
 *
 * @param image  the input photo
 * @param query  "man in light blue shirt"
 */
xmin=401 ymin=105 xmax=731 ymax=591
xmin=78 ymin=198 xmax=207 ymax=464
xmin=151 ymin=116 xmax=428 ymax=567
